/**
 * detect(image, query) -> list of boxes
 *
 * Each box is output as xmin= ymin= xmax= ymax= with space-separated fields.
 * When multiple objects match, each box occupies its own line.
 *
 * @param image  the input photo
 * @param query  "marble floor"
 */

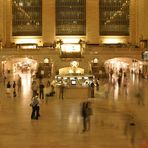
xmin=0 ymin=73 xmax=148 ymax=148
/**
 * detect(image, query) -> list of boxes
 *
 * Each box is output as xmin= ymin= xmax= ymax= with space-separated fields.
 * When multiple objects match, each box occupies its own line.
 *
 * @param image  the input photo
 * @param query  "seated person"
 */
xmin=46 ymin=85 xmax=55 ymax=97
xmin=49 ymin=85 xmax=55 ymax=96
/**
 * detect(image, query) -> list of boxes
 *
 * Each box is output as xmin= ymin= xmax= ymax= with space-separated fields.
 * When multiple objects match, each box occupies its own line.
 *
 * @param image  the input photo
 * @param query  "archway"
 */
xmin=2 ymin=57 xmax=38 ymax=75
xmin=104 ymin=57 xmax=143 ymax=75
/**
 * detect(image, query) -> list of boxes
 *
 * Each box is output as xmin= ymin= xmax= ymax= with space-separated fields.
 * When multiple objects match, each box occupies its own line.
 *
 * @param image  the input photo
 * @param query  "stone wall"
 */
xmin=0 ymin=0 xmax=146 ymax=48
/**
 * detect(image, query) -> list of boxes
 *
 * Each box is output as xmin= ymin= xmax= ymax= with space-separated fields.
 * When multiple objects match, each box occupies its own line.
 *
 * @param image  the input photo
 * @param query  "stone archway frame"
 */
xmin=3 ymin=55 xmax=38 ymax=74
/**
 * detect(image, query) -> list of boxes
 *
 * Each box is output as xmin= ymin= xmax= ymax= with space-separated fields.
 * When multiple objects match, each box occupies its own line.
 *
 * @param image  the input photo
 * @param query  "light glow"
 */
xmin=76 ymin=70 xmax=81 ymax=73
xmin=20 ymin=45 xmax=36 ymax=49
xmin=62 ymin=38 xmax=80 ymax=44
xmin=44 ymin=58 xmax=49 ymax=64
xmin=61 ymin=44 xmax=80 ymax=52
xmin=69 ymin=69 xmax=74 ymax=74
xmin=103 ymin=38 xmax=123 ymax=44
xmin=15 ymin=38 xmax=38 ymax=44
xmin=93 ymin=58 xmax=98 ymax=63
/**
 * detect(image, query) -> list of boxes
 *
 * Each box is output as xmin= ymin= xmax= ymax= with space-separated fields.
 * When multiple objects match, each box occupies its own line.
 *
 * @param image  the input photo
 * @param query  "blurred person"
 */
xmin=117 ymin=74 xmax=122 ymax=88
xmin=3 ymin=74 xmax=7 ymax=86
xmin=31 ymin=80 xmax=38 ymax=97
xmin=13 ymin=81 xmax=17 ymax=97
xmin=49 ymin=85 xmax=55 ymax=97
xmin=17 ymin=75 xmax=22 ymax=93
xmin=90 ymin=81 xmax=95 ymax=98
xmin=104 ymin=81 xmax=109 ymax=98
xmin=39 ymin=81 xmax=45 ymax=99
xmin=44 ymin=81 xmax=51 ymax=103
xmin=81 ymin=101 xmax=93 ymax=132
xmin=30 ymin=94 xmax=41 ymax=120
xmin=109 ymin=69 xmax=114 ymax=81
xmin=95 ymin=78 xmax=100 ymax=91
xmin=135 ymin=85 xmax=145 ymax=105
xmin=12 ymin=81 xmax=16 ymax=90
xmin=123 ymin=75 xmax=128 ymax=96
xmin=6 ymin=81 xmax=11 ymax=94
xmin=123 ymin=113 xmax=136 ymax=144
xmin=59 ymin=83 xmax=64 ymax=100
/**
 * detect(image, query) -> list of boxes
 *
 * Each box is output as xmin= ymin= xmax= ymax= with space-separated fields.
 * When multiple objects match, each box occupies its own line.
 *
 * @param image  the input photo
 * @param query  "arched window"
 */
xmin=99 ymin=0 xmax=129 ymax=36
xmin=56 ymin=0 xmax=86 ymax=35
xmin=12 ymin=0 xmax=42 ymax=36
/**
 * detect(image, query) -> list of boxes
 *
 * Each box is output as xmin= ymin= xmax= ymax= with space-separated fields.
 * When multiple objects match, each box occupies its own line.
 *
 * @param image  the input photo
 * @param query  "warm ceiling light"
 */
xmin=103 ymin=38 xmax=122 ymax=44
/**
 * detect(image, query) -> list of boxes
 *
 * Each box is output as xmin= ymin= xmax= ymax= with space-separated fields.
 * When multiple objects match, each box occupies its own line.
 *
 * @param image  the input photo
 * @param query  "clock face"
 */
xmin=70 ymin=61 xmax=79 ymax=68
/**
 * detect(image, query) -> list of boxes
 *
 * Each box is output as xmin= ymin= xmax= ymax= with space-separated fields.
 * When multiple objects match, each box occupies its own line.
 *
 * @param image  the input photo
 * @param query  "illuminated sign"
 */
xmin=61 ymin=44 xmax=80 ymax=52
xmin=142 ymin=51 xmax=148 ymax=60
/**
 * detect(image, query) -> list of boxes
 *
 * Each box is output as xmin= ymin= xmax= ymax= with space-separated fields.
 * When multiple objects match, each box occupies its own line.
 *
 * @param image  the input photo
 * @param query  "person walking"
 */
xmin=44 ymin=81 xmax=51 ymax=103
xmin=90 ymin=82 xmax=95 ymax=98
xmin=6 ymin=81 xmax=11 ymax=96
xmin=31 ymin=81 xmax=38 ymax=97
xmin=3 ymin=74 xmax=7 ymax=86
xmin=123 ymin=75 xmax=128 ymax=96
xmin=81 ymin=101 xmax=93 ymax=132
xmin=17 ymin=75 xmax=22 ymax=93
xmin=39 ymin=81 xmax=44 ymax=100
xmin=12 ymin=81 xmax=17 ymax=97
xmin=36 ymin=94 xmax=41 ymax=120
xmin=123 ymin=113 xmax=136 ymax=144
xmin=96 ymin=78 xmax=100 ymax=91
xmin=30 ymin=94 xmax=41 ymax=120
xmin=117 ymin=74 xmax=122 ymax=88
xmin=136 ymin=85 xmax=144 ymax=105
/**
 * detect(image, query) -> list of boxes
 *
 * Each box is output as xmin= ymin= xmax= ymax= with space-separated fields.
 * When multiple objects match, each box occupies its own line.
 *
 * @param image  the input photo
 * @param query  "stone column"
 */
xmin=86 ymin=0 xmax=99 ymax=44
xmin=143 ymin=0 xmax=148 ymax=39
xmin=2 ymin=0 xmax=12 ymax=46
xmin=0 ymin=0 xmax=6 ymax=46
xmin=130 ymin=0 xmax=137 ymax=45
xmin=137 ymin=0 xmax=145 ymax=44
xmin=42 ymin=0 xmax=55 ymax=44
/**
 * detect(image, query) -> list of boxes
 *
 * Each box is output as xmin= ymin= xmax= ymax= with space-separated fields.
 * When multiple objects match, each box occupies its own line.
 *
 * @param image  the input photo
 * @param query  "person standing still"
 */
xmin=39 ymin=81 xmax=44 ymax=100
xmin=90 ymin=82 xmax=95 ymax=98
xmin=59 ymin=84 xmax=64 ymax=100
xmin=17 ymin=75 xmax=22 ymax=93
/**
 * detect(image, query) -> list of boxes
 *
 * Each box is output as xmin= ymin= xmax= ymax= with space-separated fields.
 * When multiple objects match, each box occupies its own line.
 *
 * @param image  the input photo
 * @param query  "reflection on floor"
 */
xmin=0 ymin=73 xmax=148 ymax=148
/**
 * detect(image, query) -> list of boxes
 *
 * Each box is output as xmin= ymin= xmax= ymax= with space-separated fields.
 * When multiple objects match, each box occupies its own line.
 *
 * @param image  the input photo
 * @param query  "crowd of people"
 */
xmin=5 ymin=74 xmax=22 ymax=98
xmin=2 ymin=65 xmax=145 ymax=141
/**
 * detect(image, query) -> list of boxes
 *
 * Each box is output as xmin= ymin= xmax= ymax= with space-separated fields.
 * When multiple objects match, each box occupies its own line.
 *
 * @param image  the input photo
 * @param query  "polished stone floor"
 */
xmin=0 ymin=73 xmax=148 ymax=148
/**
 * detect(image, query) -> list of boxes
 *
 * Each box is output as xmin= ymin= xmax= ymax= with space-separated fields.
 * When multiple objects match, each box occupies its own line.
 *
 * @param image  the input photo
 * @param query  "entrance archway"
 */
xmin=104 ymin=57 xmax=143 ymax=75
xmin=2 ymin=57 xmax=38 ymax=75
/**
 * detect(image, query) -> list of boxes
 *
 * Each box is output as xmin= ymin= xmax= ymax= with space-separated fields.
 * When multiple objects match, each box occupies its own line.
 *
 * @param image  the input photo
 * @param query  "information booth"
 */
xmin=55 ymin=74 xmax=95 ymax=99
xmin=55 ymin=61 xmax=95 ymax=99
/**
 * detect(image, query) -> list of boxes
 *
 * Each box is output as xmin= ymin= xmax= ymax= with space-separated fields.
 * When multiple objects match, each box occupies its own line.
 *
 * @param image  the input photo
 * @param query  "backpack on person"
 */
xmin=30 ymin=97 xmax=39 ymax=107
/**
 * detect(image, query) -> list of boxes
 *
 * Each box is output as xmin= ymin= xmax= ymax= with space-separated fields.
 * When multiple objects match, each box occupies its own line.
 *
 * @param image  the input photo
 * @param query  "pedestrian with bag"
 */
xmin=30 ymin=94 xmax=41 ymax=120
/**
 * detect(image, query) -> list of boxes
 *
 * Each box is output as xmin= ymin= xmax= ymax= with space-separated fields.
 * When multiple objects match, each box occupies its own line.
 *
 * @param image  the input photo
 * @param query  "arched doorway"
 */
xmin=104 ymin=57 xmax=143 ymax=75
xmin=1 ymin=57 xmax=38 ymax=76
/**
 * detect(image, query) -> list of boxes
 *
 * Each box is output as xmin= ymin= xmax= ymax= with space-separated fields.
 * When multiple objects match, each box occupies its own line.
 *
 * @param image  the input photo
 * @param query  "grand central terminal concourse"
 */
xmin=0 ymin=0 xmax=148 ymax=148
